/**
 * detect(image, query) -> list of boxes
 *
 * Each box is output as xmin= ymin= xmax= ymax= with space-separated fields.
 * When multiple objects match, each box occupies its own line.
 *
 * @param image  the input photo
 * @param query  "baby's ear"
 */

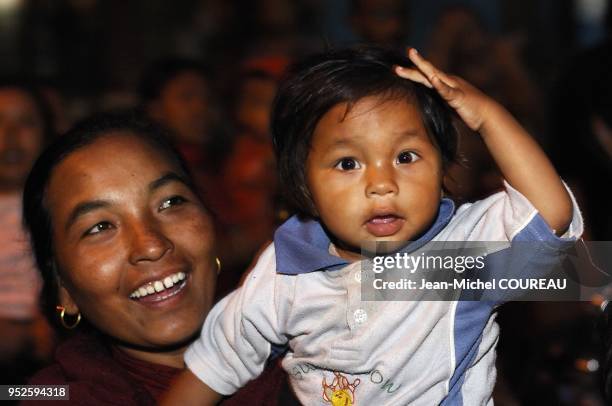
xmin=305 ymin=193 xmax=319 ymax=218
xmin=309 ymin=204 xmax=320 ymax=218
xmin=440 ymin=170 xmax=457 ymax=198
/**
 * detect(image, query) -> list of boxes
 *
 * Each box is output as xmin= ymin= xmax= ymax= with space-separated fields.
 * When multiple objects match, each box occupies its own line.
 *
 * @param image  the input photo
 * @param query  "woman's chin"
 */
xmin=143 ymin=322 xmax=202 ymax=350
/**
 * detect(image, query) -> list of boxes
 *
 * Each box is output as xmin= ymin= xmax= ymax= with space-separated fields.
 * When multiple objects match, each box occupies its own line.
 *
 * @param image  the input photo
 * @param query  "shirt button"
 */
xmin=354 ymin=309 xmax=367 ymax=324
xmin=354 ymin=271 xmax=362 ymax=283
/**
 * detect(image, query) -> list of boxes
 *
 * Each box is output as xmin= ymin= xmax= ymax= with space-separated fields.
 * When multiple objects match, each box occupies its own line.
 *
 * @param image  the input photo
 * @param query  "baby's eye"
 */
xmin=159 ymin=195 xmax=187 ymax=211
xmin=84 ymin=221 xmax=113 ymax=236
xmin=396 ymin=151 xmax=420 ymax=164
xmin=334 ymin=158 xmax=361 ymax=171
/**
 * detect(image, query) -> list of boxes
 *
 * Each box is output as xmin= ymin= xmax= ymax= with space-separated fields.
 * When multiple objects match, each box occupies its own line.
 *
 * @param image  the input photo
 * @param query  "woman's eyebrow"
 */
xmin=148 ymin=172 xmax=189 ymax=191
xmin=64 ymin=173 xmax=189 ymax=232
xmin=65 ymin=200 xmax=110 ymax=231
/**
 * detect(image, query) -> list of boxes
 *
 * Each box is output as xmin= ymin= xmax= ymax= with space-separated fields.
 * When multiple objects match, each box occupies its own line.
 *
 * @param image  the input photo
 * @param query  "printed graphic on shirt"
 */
xmin=322 ymin=371 xmax=360 ymax=406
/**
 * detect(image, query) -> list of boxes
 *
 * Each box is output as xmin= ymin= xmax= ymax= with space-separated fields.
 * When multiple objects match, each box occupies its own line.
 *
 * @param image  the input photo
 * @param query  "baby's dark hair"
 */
xmin=271 ymin=46 xmax=458 ymax=217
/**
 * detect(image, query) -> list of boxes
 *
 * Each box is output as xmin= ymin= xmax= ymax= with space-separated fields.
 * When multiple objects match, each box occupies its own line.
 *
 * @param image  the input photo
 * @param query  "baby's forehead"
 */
xmin=340 ymin=94 xmax=423 ymax=118
xmin=320 ymin=95 xmax=428 ymax=134
xmin=310 ymin=95 xmax=442 ymax=154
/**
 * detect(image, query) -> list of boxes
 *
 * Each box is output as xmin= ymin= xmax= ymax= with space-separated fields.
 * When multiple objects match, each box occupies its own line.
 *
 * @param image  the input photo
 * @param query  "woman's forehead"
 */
xmin=46 ymin=134 xmax=177 ymax=209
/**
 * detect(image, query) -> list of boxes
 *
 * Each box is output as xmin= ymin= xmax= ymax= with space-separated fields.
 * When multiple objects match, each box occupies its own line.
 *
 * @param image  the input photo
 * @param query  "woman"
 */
xmin=23 ymin=113 xmax=290 ymax=405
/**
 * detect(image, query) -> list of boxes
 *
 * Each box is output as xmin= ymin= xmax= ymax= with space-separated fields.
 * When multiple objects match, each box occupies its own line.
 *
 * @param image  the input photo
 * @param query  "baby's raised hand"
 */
xmin=395 ymin=48 xmax=497 ymax=133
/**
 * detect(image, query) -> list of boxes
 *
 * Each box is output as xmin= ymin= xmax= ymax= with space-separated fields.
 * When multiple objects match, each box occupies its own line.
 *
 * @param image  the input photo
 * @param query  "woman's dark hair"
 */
xmin=0 ymin=77 xmax=56 ymax=143
xmin=22 ymin=112 xmax=196 ymax=327
xmin=271 ymin=45 xmax=458 ymax=217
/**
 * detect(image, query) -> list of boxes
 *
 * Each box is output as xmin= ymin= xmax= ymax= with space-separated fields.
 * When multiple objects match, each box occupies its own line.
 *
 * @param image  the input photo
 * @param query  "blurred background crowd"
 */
xmin=0 ymin=0 xmax=611 ymax=404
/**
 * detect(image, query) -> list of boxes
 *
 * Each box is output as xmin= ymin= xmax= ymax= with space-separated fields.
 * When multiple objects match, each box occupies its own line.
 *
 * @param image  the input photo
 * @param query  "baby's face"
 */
xmin=306 ymin=96 xmax=443 ymax=260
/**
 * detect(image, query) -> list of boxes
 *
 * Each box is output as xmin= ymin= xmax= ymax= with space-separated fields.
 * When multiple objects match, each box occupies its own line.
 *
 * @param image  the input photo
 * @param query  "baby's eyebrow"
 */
xmin=393 ymin=129 xmax=421 ymax=138
xmin=329 ymin=137 xmax=356 ymax=147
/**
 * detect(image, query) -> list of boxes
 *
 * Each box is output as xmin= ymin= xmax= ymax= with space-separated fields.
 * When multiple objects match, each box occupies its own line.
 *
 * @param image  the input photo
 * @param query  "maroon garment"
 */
xmin=24 ymin=332 xmax=290 ymax=405
xmin=24 ymin=332 xmax=168 ymax=405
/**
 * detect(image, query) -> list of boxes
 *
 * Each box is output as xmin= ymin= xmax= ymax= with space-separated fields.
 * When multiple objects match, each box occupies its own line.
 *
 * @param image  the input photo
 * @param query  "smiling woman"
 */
xmin=21 ymin=113 xmax=290 ymax=405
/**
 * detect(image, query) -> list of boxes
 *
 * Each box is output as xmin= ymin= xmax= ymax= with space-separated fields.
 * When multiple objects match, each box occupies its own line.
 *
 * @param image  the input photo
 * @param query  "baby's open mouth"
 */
xmin=130 ymin=272 xmax=187 ymax=302
xmin=365 ymin=215 xmax=405 ymax=237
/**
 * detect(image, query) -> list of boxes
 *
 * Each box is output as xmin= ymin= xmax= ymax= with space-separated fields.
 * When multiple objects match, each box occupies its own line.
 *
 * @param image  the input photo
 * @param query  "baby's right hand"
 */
xmin=395 ymin=48 xmax=499 ymax=133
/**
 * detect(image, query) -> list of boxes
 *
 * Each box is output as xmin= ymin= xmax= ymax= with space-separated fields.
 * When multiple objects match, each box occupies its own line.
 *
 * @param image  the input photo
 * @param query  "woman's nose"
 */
xmin=365 ymin=165 xmax=399 ymax=197
xmin=128 ymin=222 xmax=173 ymax=264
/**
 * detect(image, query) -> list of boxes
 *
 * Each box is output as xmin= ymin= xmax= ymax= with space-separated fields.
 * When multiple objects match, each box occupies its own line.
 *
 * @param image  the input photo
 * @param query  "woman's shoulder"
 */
xmin=27 ymin=363 xmax=66 ymax=385
xmin=27 ymin=332 xmax=101 ymax=384
xmin=25 ymin=332 xmax=155 ymax=405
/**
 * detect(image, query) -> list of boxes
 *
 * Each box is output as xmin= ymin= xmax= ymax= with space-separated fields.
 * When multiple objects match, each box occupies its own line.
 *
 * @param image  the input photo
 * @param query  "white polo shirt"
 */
xmin=186 ymin=182 xmax=583 ymax=405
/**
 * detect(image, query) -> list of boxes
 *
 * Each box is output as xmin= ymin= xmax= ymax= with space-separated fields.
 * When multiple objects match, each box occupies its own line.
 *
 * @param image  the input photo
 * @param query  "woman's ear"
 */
xmin=53 ymin=263 xmax=80 ymax=315
xmin=215 ymin=257 xmax=222 ymax=275
xmin=58 ymin=284 xmax=80 ymax=315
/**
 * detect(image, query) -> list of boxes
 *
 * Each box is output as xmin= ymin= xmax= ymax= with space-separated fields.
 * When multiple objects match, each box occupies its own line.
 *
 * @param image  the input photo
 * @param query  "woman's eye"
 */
xmin=397 ymin=151 xmax=420 ymax=164
xmin=334 ymin=158 xmax=361 ymax=171
xmin=159 ymin=196 xmax=187 ymax=211
xmin=84 ymin=222 xmax=113 ymax=236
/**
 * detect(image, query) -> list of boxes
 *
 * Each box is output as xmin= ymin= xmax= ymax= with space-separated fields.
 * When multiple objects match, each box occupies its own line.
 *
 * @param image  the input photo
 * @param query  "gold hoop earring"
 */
xmin=215 ymin=257 xmax=222 ymax=273
xmin=56 ymin=305 xmax=81 ymax=329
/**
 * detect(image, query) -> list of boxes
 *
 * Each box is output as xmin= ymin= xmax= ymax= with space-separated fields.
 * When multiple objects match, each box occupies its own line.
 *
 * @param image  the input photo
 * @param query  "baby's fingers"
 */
xmin=394 ymin=66 xmax=432 ymax=88
xmin=407 ymin=48 xmax=457 ymax=87
xmin=430 ymin=75 xmax=464 ymax=105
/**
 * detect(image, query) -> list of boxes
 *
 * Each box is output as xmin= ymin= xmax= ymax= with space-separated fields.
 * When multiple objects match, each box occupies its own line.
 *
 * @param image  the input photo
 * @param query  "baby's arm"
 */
xmin=161 ymin=246 xmax=287 ymax=405
xmin=396 ymin=49 xmax=573 ymax=235
xmin=160 ymin=371 xmax=222 ymax=405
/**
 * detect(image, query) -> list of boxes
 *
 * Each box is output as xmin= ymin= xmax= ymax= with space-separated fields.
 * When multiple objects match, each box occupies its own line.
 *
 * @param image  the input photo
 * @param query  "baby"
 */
xmin=163 ymin=46 xmax=582 ymax=405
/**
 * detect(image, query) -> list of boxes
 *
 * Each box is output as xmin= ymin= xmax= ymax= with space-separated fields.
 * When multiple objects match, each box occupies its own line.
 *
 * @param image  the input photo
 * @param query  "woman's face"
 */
xmin=47 ymin=133 xmax=216 ymax=350
xmin=0 ymin=88 xmax=45 ymax=190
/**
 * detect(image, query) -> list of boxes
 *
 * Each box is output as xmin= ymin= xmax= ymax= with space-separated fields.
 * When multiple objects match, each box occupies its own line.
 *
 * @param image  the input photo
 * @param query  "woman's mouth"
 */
xmin=365 ymin=215 xmax=405 ymax=237
xmin=129 ymin=271 xmax=188 ymax=303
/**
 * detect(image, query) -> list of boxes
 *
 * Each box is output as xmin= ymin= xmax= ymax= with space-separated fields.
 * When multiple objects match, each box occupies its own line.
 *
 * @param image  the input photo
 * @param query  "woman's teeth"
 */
xmin=130 ymin=272 xmax=186 ymax=299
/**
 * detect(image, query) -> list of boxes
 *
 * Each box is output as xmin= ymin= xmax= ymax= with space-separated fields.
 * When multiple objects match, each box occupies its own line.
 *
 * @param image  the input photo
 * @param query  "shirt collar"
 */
xmin=274 ymin=198 xmax=455 ymax=275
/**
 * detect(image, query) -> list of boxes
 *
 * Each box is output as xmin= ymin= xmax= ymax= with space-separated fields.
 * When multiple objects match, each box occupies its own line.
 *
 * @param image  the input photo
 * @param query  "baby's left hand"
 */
xmin=395 ymin=48 xmax=497 ymax=133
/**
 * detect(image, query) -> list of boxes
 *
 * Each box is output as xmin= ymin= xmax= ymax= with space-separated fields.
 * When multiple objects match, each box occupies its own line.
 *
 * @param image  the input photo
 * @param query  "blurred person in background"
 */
xmin=426 ymin=6 xmax=543 ymax=131
xmin=214 ymin=58 xmax=287 ymax=297
xmin=234 ymin=58 xmax=288 ymax=142
xmin=425 ymin=5 xmax=544 ymax=205
xmin=37 ymin=78 xmax=73 ymax=135
xmin=139 ymin=57 xmax=228 ymax=206
xmin=349 ymin=0 xmax=409 ymax=48
xmin=0 ymin=78 xmax=55 ymax=383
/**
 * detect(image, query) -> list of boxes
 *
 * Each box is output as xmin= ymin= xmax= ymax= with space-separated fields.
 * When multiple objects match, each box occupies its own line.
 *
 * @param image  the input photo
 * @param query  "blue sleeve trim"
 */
xmin=442 ymin=301 xmax=494 ymax=406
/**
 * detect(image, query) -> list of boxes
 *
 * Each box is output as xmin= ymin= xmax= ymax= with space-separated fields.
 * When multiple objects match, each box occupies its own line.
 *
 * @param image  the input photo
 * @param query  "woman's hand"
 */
xmin=395 ymin=48 xmax=496 ymax=132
